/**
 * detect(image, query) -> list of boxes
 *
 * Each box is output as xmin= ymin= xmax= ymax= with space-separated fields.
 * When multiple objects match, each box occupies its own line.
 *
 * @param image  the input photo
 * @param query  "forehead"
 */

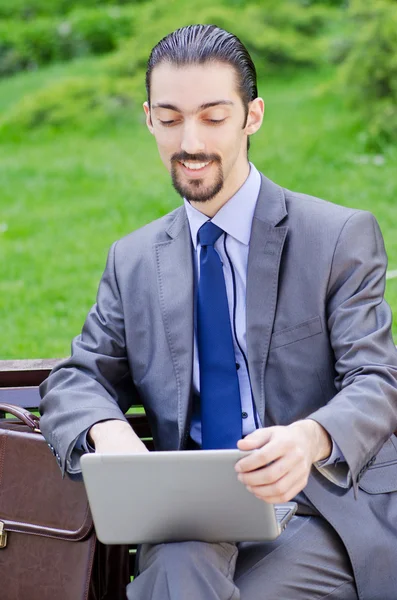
xmin=149 ymin=61 xmax=240 ymax=111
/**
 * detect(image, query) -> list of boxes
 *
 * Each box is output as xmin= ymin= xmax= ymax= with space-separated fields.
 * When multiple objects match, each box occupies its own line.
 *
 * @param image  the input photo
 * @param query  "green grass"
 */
xmin=1 ymin=63 xmax=397 ymax=358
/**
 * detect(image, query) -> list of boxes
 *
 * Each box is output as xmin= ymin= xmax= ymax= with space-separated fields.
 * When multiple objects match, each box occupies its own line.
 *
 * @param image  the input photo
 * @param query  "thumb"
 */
xmin=237 ymin=427 xmax=273 ymax=450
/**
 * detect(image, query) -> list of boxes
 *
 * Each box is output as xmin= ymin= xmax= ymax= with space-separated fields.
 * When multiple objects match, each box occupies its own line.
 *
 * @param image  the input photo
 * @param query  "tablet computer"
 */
xmin=81 ymin=449 xmax=297 ymax=544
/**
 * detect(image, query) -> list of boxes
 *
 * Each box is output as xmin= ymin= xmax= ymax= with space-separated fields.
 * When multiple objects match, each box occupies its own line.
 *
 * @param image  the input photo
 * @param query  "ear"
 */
xmin=143 ymin=101 xmax=154 ymax=134
xmin=244 ymin=97 xmax=265 ymax=136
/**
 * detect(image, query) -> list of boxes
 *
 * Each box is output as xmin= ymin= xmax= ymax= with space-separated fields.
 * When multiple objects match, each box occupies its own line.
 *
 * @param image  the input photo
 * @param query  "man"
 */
xmin=40 ymin=25 xmax=397 ymax=600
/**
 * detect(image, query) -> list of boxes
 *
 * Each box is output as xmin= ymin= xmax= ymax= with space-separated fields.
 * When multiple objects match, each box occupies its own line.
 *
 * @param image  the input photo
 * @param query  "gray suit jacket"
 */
xmin=40 ymin=174 xmax=397 ymax=600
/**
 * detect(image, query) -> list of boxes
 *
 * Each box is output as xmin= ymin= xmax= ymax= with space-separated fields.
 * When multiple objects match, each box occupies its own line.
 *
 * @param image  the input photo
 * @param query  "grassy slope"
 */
xmin=1 ymin=62 xmax=397 ymax=358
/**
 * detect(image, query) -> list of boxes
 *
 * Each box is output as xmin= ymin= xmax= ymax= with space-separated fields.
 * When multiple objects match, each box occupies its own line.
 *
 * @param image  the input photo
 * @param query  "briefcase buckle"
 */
xmin=0 ymin=521 xmax=8 ymax=548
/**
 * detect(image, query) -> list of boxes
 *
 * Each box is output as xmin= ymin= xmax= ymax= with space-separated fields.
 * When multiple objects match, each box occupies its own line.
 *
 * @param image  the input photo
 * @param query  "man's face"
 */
xmin=144 ymin=61 xmax=263 ymax=209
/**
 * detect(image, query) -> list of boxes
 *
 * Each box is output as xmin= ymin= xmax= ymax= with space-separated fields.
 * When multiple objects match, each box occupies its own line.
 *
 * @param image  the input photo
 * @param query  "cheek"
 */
xmin=217 ymin=128 xmax=246 ymax=159
xmin=154 ymin=132 xmax=179 ymax=164
xmin=155 ymin=141 xmax=174 ymax=168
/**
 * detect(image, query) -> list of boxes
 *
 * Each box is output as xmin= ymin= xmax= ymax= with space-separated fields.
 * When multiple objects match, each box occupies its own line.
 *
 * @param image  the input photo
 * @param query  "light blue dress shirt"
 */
xmin=184 ymin=163 xmax=344 ymax=468
xmin=185 ymin=164 xmax=261 ymax=444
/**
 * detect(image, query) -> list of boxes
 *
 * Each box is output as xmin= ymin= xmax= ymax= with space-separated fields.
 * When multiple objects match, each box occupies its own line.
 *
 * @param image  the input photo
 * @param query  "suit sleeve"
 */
xmin=308 ymin=211 xmax=397 ymax=493
xmin=39 ymin=241 xmax=140 ymax=476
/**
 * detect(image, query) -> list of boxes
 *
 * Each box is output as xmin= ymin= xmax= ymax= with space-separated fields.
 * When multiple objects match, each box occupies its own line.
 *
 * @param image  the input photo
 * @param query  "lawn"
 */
xmin=1 ymin=61 xmax=397 ymax=359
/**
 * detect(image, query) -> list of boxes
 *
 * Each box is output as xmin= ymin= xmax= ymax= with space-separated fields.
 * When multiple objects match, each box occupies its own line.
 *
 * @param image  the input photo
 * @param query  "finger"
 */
xmin=236 ymin=444 xmax=281 ymax=473
xmin=251 ymin=481 xmax=304 ymax=504
xmin=247 ymin=470 xmax=307 ymax=504
xmin=238 ymin=428 xmax=273 ymax=450
xmin=237 ymin=455 xmax=295 ymax=487
xmin=236 ymin=434 xmax=294 ymax=473
xmin=236 ymin=428 xmax=279 ymax=472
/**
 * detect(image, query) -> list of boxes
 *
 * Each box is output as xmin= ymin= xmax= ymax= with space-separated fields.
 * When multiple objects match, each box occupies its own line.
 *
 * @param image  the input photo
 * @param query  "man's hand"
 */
xmin=235 ymin=420 xmax=332 ymax=503
xmin=88 ymin=419 xmax=149 ymax=454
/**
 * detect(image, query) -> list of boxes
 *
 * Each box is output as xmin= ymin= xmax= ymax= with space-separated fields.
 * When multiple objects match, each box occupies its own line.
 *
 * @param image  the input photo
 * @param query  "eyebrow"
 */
xmin=151 ymin=100 xmax=234 ymax=112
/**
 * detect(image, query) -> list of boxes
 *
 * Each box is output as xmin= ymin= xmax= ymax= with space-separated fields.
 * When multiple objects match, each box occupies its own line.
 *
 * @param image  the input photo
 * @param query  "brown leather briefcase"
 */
xmin=0 ymin=404 xmax=129 ymax=600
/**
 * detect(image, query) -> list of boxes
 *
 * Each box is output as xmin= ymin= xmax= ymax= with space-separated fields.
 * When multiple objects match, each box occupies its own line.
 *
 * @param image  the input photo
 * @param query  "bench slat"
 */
xmin=0 ymin=387 xmax=41 ymax=407
xmin=0 ymin=359 xmax=59 ymax=387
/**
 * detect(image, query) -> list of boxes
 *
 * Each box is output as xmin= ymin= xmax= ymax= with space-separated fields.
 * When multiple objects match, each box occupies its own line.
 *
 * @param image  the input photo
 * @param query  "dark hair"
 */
xmin=145 ymin=24 xmax=258 ymax=122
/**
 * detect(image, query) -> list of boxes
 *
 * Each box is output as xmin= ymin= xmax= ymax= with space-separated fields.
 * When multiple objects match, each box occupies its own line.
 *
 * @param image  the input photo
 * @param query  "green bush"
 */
xmin=107 ymin=0 xmax=339 ymax=81
xmin=0 ymin=6 xmax=135 ymax=76
xmin=339 ymin=0 xmax=397 ymax=150
xmin=0 ymin=0 xmax=145 ymax=21
xmin=0 ymin=75 xmax=139 ymax=137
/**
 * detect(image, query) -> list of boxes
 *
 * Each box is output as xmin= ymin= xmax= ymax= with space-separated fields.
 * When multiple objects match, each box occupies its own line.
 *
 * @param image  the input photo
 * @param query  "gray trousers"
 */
xmin=126 ymin=516 xmax=358 ymax=600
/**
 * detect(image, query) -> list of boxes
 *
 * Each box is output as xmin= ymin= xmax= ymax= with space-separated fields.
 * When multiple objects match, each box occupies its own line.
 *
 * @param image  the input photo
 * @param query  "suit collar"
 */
xmin=164 ymin=205 xmax=189 ymax=240
xmin=254 ymin=173 xmax=288 ymax=226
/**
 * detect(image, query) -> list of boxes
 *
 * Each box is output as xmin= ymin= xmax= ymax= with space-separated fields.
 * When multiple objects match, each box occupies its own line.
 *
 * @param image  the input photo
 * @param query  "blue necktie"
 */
xmin=197 ymin=221 xmax=242 ymax=449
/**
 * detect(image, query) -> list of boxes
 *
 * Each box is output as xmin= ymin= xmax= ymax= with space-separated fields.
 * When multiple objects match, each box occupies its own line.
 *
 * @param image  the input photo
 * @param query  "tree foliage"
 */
xmin=339 ymin=0 xmax=397 ymax=149
xmin=0 ymin=0 xmax=144 ymax=20
xmin=107 ymin=0 xmax=338 ymax=79
xmin=0 ymin=6 xmax=135 ymax=76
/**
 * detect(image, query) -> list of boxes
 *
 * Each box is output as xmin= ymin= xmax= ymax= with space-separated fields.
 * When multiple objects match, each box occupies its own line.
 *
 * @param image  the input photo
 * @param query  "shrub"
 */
xmin=339 ymin=0 xmax=397 ymax=150
xmin=0 ymin=75 xmax=139 ymax=137
xmin=0 ymin=6 xmax=135 ymax=76
xmin=0 ymin=0 xmax=145 ymax=21
xmin=106 ymin=0 xmax=339 ymax=81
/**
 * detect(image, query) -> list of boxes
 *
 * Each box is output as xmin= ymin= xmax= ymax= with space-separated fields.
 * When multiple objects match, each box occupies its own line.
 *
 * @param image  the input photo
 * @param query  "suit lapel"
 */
xmin=246 ymin=174 xmax=288 ymax=425
xmin=155 ymin=207 xmax=194 ymax=447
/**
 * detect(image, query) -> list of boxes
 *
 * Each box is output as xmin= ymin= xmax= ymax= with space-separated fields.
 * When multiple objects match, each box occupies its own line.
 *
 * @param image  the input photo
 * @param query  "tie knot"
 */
xmin=198 ymin=221 xmax=224 ymax=247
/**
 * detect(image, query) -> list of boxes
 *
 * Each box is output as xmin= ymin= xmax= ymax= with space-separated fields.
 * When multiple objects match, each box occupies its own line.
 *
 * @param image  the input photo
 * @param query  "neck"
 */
xmin=190 ymin=161 xmax=250 ymax=218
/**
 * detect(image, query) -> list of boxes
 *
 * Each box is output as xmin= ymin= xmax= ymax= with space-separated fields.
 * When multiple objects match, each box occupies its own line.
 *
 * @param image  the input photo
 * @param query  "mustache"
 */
xmin=171 ymin=152 xmax=221 ymax=164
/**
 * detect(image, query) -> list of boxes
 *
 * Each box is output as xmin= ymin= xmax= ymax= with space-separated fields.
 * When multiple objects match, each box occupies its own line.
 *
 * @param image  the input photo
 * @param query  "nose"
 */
xmin=180 ymin=121 xmax=205 ymax=155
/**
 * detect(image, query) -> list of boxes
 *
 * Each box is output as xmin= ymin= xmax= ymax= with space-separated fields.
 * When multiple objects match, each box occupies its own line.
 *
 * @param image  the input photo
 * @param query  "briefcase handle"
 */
xmin=0 ymin=403 xmax=41 ymax=433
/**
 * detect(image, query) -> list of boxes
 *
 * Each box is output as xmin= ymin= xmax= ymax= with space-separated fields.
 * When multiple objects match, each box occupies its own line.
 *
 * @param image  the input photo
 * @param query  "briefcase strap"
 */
xmin=0 ymin=403 xmax=41 ymax=432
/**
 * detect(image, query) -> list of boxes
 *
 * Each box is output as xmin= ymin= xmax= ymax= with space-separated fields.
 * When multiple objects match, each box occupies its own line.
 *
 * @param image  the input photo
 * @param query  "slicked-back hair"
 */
xmin=146 ymin=24 xmax=258 ymax=125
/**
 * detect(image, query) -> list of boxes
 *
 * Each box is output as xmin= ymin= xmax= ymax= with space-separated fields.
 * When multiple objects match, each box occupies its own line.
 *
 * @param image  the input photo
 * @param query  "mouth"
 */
xmin=178 ymin=160 xmax=212 ymax=177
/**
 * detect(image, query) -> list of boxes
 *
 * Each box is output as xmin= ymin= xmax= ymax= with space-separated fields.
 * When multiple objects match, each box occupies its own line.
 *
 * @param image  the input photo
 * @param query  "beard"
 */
xmin=170 ymin=152 xmax=224 ymax=203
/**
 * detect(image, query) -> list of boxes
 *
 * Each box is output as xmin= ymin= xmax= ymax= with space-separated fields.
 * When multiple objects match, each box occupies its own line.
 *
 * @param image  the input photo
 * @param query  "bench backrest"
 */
xmin=0 ymin=359 xmax=60 ymax=411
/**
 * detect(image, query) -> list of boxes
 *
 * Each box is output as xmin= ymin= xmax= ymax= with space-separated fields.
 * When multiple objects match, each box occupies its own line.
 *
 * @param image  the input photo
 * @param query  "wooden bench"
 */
xmin=0 ymin=357 xmax=153 ymax=580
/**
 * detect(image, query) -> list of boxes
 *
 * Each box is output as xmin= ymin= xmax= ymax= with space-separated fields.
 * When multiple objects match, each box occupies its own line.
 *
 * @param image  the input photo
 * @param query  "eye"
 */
xmin=206 ymin=118 xmax=226 ymax=125
xmin=159 ymin=120 xmax=178 ymax=126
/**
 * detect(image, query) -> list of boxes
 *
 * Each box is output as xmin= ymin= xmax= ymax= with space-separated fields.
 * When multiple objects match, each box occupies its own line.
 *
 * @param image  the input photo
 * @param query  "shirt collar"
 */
xmin=184 ymin=163 xmax=261 ymax=250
